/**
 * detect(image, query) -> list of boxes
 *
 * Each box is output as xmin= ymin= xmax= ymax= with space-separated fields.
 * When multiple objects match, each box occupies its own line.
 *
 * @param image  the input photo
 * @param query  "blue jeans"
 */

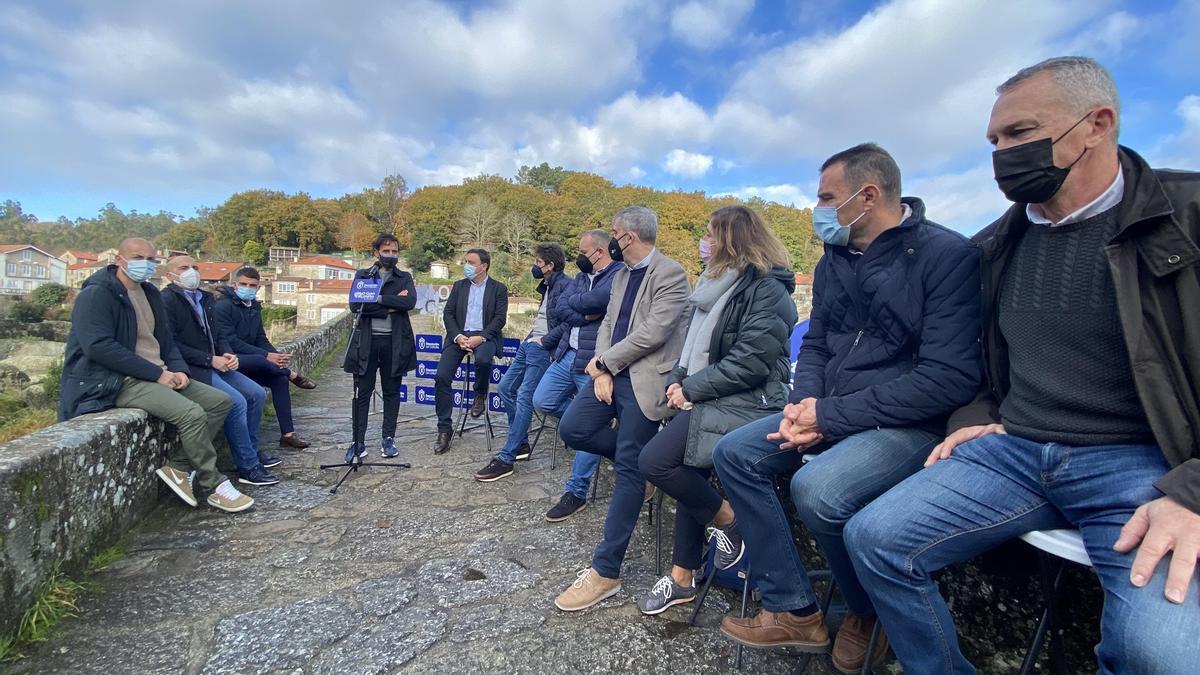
xmin=560 ymin=375 xmax=659 ymax=578
xmin=713 ymin=414 xmax=938 ymax=612
xmin=497 ymin=340 xmax=551 ymax=464
xmin=209 ymin=370 xmax=266 ymax=471
xmin=846 ymin=433 xmax=1200 ymax=675
xmin=791 ymin=426 xmax=939 ymax=616
xmin=533 ymin=351 xmax=599 ymax=500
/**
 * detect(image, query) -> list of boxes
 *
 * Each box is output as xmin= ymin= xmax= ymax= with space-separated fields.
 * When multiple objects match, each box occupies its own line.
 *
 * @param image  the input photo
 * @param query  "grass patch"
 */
xmin=86 ymin=544 xmax=125 ymax=573
xmin=0 ymin=408 xmax=56 ymax=444
xmin=1 ymin=569 xmax=85 ymax=661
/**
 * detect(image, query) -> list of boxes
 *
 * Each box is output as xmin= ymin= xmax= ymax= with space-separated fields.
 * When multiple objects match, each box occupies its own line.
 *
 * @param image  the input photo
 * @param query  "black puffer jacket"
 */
xmin=532 ymin=270 xmax=571 ymax=353
xmin=212 ymin=286 xmax=275 ymax=356
xmin=59 ymin=266 xmax=188 ymax=421
xmin=161 ymin=283 xmax=230 ymax=386
xmin=667 ymin=265 xmax=799 ymax=467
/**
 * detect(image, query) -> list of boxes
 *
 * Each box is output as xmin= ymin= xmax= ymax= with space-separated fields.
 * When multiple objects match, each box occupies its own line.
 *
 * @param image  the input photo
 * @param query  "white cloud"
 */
xmin=909 ymin=163 xmax=1010 ymax=234
xmin=1149 ymin=95 xmax=1200 ymax=171
xmin=663 ymin=149 xmax=715 ymax=178
xmin=670 ymin=0 xmax=755 ymax=49
xmin=718 ymin=183 xmax=815 ymax=209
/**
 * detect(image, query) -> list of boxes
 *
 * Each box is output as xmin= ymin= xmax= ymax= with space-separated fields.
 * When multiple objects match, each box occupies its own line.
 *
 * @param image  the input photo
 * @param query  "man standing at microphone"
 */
xmin=342 ymin=234 xmax=418 ymax=463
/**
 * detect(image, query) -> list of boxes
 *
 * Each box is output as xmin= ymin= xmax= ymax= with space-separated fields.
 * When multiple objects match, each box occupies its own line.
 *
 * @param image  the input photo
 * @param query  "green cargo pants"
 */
xmin=115 ymin=377 xmax=233 ymax=490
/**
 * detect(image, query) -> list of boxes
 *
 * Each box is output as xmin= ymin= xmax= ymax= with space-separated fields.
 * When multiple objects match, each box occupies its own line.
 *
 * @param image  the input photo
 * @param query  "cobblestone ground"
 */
xmin=12 ymin=367 xmax=836 ymax=674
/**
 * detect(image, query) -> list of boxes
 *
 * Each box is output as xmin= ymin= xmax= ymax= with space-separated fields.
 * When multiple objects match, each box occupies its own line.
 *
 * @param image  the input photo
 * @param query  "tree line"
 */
xmin=2 ymin=164 xmax=822 ymax=291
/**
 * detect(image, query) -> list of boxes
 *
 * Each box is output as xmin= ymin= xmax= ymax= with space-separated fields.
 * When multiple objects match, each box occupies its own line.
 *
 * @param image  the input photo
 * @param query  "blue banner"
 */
xmin=415 ymin=333 xmax=442 ymax=353
xmin=349 ymin=278 xmax=382 ymax=303
xmin=409 ymin=385 xmax=505 ymax=412
xmin=502 ymin=338 xmax=520 ymax=358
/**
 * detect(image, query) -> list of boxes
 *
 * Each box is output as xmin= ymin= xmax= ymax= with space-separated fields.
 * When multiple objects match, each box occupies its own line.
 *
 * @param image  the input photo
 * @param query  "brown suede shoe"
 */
xmin=433 ymin=430 xmax=453 ymax=455
xmin=554 ymin=568 xmax=621 ymax=612
xmin=832 ymin=613 xmax=888 ymax=673
xmin=720 ymin=609 xmax=830 ymax=651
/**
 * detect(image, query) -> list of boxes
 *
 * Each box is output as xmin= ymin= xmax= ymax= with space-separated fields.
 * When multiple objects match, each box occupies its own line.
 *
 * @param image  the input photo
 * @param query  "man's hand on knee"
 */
xmin=925 ymin=423 xmax=1006 ymax=467
xmin=1115 ymin=496 xmax=1200 ymax=605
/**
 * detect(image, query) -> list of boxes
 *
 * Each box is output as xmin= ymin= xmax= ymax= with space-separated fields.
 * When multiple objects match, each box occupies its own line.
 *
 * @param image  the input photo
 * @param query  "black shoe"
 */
xmin=707 ymin=520 xmax=745 ymax=570
xmin=545 ymin=492 xmax=587 ymax=522
xmin=469 ymin=397 xmax=486 ymax=418
xmin=474 ymin=458 xmax=513 ymax=482
xmin=344 ymin=442 xmax=367 ymax=464
xmin=513 ymin=442 xmax=532 ymax=461
xmin=433 ymin=431 xmax=453 ymax=455
xmin=258 ymin=453 xmax=282 ymax=469
xmin=237 ymin=467 xmax=280 ymax=486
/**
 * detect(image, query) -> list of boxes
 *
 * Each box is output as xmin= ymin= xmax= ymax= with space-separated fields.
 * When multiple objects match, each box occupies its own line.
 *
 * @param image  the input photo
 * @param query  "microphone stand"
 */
xmin=320 ymin=262 xmax=410 ymax=494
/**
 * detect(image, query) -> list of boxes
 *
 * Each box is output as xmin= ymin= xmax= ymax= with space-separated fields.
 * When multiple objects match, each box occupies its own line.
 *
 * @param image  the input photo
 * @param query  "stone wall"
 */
xmin=0 ymin=319 xmax=72 ymax=342
xmin=0 ymin=312 xmax=350 ymax=639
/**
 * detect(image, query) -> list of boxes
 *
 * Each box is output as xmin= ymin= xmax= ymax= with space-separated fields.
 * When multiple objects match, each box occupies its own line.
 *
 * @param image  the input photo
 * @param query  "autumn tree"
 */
xmin=516 ymin=163 xmax=569 ymax=193
xmin=457 ymin=194 xmax=500 ymax=249
xmin=337 ymin=212 xmax=377 ymax=253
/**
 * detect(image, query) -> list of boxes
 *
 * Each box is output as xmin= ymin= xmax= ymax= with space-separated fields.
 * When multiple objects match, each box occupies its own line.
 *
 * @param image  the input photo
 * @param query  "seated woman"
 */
xmin=637 ymin=205 xmax=798 ymax=614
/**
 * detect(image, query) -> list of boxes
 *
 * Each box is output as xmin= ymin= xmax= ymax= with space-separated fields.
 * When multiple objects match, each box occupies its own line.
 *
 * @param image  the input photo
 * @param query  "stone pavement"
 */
xmin=11 ymin=366 xmax=836 ymax=674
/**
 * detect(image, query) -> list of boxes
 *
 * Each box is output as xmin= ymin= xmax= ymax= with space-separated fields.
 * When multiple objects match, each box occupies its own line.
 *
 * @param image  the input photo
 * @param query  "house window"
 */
xmin=276 ymin=282 xmax=296 ymax=293
xmin=35 ymin=265 xmax=46 ymax=278
xmin=20 ymin=250 xmax=31 ymax=261
xmin=5 ymin=263 xmax=13 ymax=276
xmin=20 ymin=264 xmax=30 ymax=277
xmin=306 ymin=294 xmax=316 ymax=303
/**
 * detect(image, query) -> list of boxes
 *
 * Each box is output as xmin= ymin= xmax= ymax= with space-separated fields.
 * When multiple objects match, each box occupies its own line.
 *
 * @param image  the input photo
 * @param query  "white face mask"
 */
xmin=177 ymin=268 xmax=201 ymax=290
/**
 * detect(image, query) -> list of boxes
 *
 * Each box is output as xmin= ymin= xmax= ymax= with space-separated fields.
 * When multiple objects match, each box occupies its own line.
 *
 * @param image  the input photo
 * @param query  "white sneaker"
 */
xmin=206 ymin=480 xmax=254 ymax=513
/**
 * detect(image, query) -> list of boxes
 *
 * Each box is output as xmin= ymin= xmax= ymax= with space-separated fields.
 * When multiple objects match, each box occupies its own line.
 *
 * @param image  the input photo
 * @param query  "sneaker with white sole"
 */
xmin=206 ymin=480 xmax=254 ymax=513
xmin=156 ymin=466 xmax=197 ymax=507
xmin=554 ymin=567 xmax=621 ymax=612
xmin=707 ymin=521 xmax=746 ymax=570
xmin=638 ymin=575 xmax=697 ymax=615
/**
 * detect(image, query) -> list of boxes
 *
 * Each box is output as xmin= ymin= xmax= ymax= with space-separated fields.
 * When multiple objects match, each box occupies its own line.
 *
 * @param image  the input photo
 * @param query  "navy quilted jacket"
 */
xmin=795 ymin=197 xmax=983 ymax=439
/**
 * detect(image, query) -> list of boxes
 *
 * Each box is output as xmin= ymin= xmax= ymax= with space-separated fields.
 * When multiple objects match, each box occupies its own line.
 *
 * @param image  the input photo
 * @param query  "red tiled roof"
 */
xmin=795 ymin=273 xmax=814 ymax=284
xmin=63 ymin=249 xmax=98 ymax=260
xmin=0 ymin=243 xmax=57 ymax=258
xmin=292 ymin=255 xmax=354 ymax=269
xmin=68 ymin=261 xmax=106 ymax=271
xmin=310 ymin=279 xmax=354 ymax=291
xmin=194 ymin=261 xmax=242 ymax=281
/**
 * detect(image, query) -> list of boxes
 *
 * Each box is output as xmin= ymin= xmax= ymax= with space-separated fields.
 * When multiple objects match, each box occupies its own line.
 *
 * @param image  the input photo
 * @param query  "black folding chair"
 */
xmin=455 ymin=352 xmax=496 ymax=451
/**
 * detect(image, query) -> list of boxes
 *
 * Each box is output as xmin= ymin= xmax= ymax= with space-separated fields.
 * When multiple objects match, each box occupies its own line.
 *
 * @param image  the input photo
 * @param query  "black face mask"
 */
xmin=992 ymin=112 xmax=1092 ymax=204
xmin=608 ymin=233 xmax=626 ymax=262
xmin=531 ymin=264 xmax=545 ymax=280
xmin=575 ymin=253 xmax=594 ymax=274
xmin=377 ymin=255 xmax=398 ymax=268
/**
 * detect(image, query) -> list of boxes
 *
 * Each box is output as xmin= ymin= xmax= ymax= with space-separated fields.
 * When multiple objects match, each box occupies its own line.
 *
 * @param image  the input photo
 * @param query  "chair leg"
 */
xmin=1019 ymin=552 xmax=1066 ymax=675
xmin=859 ymin=621 xmax=882 ymax=675
xmin=655 ymin=493 xmax=664 ymax=576
xmin=734 ymin=563 xmax=752 ymax=670
xmin=689 ymin=564 xmax=718 ymax=626
xmin=456 ymin=358 xmax=471 ymax=438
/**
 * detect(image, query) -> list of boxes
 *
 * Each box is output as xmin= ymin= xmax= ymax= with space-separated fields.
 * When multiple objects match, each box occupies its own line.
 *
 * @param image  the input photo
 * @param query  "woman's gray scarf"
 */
xmin=678 ymin=269 xmax=741 ymax=376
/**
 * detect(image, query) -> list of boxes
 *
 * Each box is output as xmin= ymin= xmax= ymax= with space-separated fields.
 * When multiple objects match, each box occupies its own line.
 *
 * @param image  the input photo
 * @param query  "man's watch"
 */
xmin=596 ymin=359 xmax=611 ymax=375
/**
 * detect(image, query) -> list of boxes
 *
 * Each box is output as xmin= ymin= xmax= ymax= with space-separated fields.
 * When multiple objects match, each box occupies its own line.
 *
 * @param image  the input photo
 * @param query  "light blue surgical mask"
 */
xmin=124 ymin=259 xmax=157 ymax=282
xmin=463 ymin=264 xmax=478 ymax=280
xmin=812 ymin=186 xmax=868 ymax=247
xmin=235 ymin=287 xmax=257 ymax=302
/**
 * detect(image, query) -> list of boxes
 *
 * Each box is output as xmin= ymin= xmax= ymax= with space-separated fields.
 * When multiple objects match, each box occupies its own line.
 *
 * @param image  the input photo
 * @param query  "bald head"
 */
xmin=164 ymin=255 xmax=196 ymax=274
xmin=118 ymin=238 xmax=156 ymax=260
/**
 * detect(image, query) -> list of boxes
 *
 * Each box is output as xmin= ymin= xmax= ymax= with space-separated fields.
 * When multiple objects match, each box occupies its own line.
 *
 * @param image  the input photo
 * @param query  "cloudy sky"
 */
xmin=3 ymin=0 xmax=1198 ymax=232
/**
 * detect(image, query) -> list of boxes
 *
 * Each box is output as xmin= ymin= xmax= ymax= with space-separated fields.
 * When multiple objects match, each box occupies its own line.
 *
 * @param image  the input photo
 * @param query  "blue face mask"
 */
xmin=812 ymin=186 xmax=868 ymax=247
xmin=124 ymin=259 xmax=157 ymax=282
xmin=463 ymin=263 xmax=478 ymax=280
xmin=235 ymin=287 xmax=257 ymax=302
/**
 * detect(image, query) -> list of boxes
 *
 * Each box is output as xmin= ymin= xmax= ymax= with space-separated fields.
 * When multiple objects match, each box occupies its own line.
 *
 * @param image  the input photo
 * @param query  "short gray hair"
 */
xmin=613 ymin=206 xmax=658 ymax=243
xmin=998 ymin=56 xmax=1120 ymax=135
xmin=583 ymin=229 xmax=611 ymax=249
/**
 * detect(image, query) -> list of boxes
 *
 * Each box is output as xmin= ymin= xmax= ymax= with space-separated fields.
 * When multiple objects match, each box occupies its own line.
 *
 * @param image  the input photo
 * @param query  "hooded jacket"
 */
xmin=948 ymin=147 xmax=1200 ymax=513
xmin=212 ymin=285 xmax=276 ymax=356
xmin=795 ymin=197 xmax=983 ymax=439
xmin=551 ymin=260 xmax=622 ymax=372
xmin=529 ymin=269 xmax=571 ymax=353
xmin=666 ymin=266 xmax=799 ymax=467
xmin=58 ymin=266 xmax=188 ymax=420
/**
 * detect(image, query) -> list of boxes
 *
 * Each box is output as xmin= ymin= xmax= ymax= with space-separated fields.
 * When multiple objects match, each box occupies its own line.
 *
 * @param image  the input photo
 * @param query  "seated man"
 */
xmin=432 ymin=248 xmax=508 ymax=454
xmin=711 ymin=143 xmax=981 ymax=672
xmin=475 ymin=242 xmax=568 ymax=481
xmin=58 ymin=237 xmax=253 ymax=513
xmin=161 ymin=255 xmax=279 ymax=487
xmin=532 ymin=230 xmax=620 ymax=521
xmin=553 ymin=206 xmax=690 ymax=611
xmin=213 ymin=267 xmax=314 ymax=450
xmin=847 ymin=56 xmax=1200 ymax=674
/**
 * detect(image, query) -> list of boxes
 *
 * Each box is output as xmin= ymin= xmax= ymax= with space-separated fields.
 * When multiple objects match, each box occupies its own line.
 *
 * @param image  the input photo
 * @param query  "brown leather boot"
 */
xmin=719 ymin=609 xmax=830 ymax=651
xmin=831 ymin=613 xmax=889 ymax=673
xmin=433 ymin=430 xmax=453 ymax=454
xmin=469 ymin=397 xmax=486 ymax=418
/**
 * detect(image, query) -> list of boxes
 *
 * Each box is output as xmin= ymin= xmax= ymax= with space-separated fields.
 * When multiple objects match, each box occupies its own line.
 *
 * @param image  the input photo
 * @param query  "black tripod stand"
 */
xmin=321 ymin=283 xmax=412 ymax=494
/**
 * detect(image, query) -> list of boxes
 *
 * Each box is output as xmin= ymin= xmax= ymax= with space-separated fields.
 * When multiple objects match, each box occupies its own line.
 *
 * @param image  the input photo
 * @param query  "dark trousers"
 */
xmin=559 ymin=374 xmax=660 ymax=579
xmin=434 ymin=331 xmax=497 ymax=432
xmin=238 ymin=354 xmax=294 ymax=434
xmin=638 ymin=410 xmax=724 ymax=570
xmin=352 ymin=334 xmax=401 ymax=445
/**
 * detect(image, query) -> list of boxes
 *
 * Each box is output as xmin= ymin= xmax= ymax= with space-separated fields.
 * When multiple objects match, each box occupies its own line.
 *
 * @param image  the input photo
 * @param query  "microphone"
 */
xmin=366 ymin=262 xmax=381 ymax=278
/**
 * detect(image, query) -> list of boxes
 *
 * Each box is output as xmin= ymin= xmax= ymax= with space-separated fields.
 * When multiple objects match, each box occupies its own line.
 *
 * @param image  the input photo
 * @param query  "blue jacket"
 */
xmin=795 ymin=197 xmax=982 ymax=439
xmin=551 ymin=261 xmax=622 ymax=373
xmin=213 ymin=285 xmax=276 ymax=356
xmin=532 ymin=270 xmax=571 ymax=353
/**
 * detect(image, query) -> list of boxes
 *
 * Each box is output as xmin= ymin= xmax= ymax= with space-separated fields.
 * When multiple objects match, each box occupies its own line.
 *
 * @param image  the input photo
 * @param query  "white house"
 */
xmin=1 ymin=244 xmax=68 ymax=295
